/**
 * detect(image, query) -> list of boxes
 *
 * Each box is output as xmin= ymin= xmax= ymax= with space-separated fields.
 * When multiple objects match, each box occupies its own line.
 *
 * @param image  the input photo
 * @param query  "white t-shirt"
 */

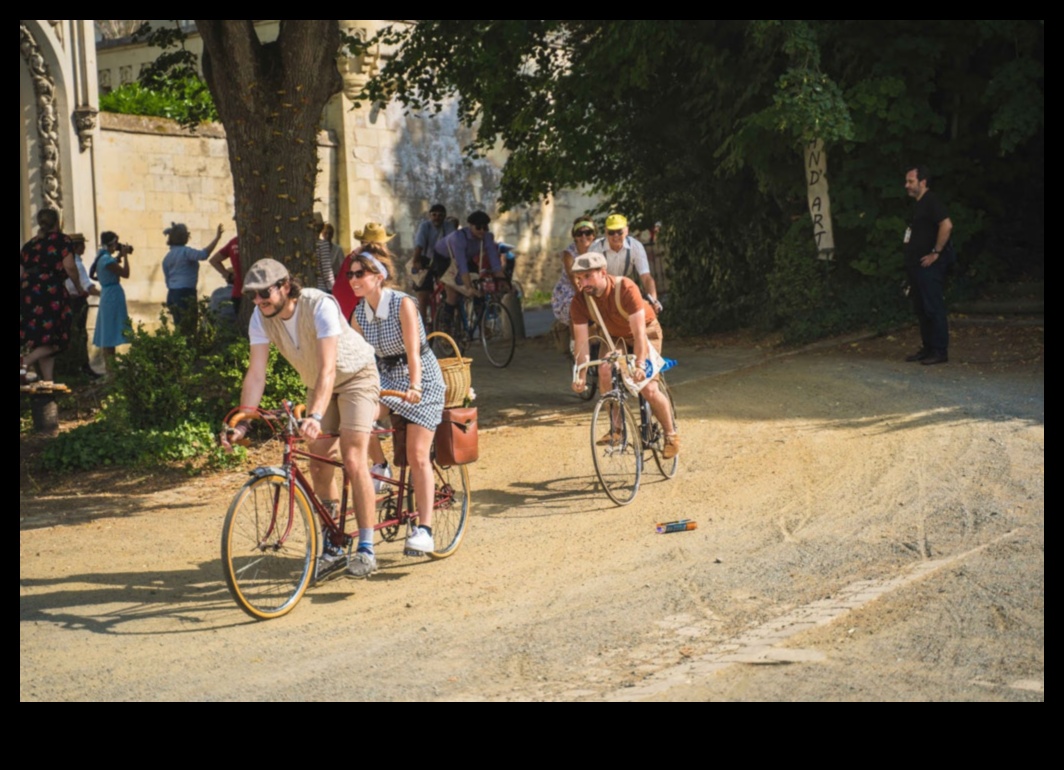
xmin=64 ymin=255 xmax=96 ymax=297
xmin=590 ymin=236 xmax=650 ymax=278
xmin=249 ymin=296 xmax=344 ymax=349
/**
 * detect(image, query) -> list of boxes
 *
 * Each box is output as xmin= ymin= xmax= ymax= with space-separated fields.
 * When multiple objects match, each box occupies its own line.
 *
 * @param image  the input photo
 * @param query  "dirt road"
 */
xmin=20 ymin=327 xmax=1044 ymax=701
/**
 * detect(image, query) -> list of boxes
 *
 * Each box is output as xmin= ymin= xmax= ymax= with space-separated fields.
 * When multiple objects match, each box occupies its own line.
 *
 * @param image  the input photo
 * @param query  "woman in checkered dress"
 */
xmin=349 ymin=247 xmax=445 ymax=554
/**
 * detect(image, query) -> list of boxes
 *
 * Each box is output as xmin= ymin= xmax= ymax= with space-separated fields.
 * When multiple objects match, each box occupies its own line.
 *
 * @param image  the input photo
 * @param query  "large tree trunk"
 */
xmin=196 ymin=20 xmax=342 ymax=295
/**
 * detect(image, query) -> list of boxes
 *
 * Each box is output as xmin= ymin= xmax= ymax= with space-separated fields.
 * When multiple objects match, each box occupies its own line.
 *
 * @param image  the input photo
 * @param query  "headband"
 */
xmin=359 ymin=252 xmax=389 ymax=281
xmin=573 ymin=220 xmax=595 ymax=233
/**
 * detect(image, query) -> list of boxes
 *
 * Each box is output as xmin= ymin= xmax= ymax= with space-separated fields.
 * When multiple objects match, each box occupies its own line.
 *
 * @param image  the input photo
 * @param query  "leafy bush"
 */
xmin=40 ymin=303 xmax=303 ymax=474
xmin=40 ymin=416 xmax=246 ymax=474
xmin=99 ymin=76 xmax=218 ymax=125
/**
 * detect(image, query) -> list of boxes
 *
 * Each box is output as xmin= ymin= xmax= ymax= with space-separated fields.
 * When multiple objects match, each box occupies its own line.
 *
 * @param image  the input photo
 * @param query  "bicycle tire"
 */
xmin=590 ymin=395 xmax=642 ymax=506
xmin=221 ymin=473 xmax=317 ymax=620
xmin=428 ymin=461 xmax=471 ymax=559
xmin=575 ymin=336 xmax=605 ymax=401
xmin=649 ymin=377 xmax=679 ymax=479
xmin=480 ymin=299 xmax=515 ymax=368
xmin=431 ymin=302 xmax=466 ymax=358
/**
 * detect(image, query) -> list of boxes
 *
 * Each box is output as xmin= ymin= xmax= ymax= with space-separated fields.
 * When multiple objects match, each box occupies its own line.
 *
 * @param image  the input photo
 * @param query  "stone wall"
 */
xmin=95 ymin=112 xmax=338 ymax=325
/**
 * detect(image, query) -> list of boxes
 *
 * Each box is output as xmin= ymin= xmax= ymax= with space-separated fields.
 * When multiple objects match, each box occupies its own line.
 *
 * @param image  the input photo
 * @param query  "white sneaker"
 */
xmin=405 ymin=527 xmax=435 ymax=554
xmin=372 ymin=462 xmax=392 ymax=493
xmin=347 ymin=550 xmax=378 ymax=579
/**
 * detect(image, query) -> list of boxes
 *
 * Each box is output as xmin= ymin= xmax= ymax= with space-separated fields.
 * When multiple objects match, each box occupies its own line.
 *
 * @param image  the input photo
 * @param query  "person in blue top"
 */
xmin=432 ymin=211 xmax=509 ymax=325
xmin=90 ymin=231 xmax=132 ymax=377
xmin=162 ymin=222 xmax=224 ymax=327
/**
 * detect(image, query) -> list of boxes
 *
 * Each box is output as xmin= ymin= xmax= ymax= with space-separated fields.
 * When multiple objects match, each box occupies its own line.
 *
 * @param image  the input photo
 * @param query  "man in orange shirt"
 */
xmin=569 ymin=253 xmax=679 ymax=459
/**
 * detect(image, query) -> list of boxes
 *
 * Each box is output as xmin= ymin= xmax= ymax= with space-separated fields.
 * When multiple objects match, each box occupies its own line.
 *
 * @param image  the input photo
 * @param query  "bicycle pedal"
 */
xmin=403 ymin=547 xmax=425 ymax=558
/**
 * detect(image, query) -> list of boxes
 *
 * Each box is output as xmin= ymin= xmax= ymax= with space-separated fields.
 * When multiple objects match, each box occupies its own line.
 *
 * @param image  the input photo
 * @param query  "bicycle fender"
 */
xmin=247 ymin=466 xmax=288 ymax=480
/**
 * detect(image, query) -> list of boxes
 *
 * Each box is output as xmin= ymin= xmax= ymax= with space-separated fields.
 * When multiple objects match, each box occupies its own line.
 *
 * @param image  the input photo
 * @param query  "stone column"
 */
xmin=335 ymin=21 xmax=398 ymax=250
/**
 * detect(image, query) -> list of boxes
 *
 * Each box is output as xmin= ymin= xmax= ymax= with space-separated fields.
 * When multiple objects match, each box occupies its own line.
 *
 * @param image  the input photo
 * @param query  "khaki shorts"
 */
xmin=319 ymin=363 xmax=380 ymax=434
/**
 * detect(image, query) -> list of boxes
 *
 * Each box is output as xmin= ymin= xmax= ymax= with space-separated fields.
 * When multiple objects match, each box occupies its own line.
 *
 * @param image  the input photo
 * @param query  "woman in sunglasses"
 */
xmin=551 ymin=218 xmax=598 ymax=328
xmin=348 ymin=248 xmax=446 ymax=556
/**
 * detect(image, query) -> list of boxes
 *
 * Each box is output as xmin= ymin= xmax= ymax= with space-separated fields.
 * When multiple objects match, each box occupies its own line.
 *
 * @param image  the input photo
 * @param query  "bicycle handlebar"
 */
xmin=573 ymin=351 xmax=634 ymax=383
xmin=223 ymin=389 xmax=410 ymax=446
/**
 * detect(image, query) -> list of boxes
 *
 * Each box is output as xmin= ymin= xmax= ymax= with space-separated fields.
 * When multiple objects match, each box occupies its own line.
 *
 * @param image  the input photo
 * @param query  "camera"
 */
xmin=118 ymin=243 xmax=134 ymax=255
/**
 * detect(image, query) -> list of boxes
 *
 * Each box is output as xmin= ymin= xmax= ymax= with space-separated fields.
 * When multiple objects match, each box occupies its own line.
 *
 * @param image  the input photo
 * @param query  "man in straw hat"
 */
xmin=222 ymin=258 xmax=385 ymax=578
xmin=569 ymin=252 xmax=679 ymax=459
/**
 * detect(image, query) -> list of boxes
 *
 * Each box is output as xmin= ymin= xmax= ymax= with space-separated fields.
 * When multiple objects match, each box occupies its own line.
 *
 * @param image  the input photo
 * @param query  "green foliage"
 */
xmin=40 ymin=303 xmax=303 ymax=474
xmin=98 ymin=77 xmax=218 ymax=125
xmin=40 ymin=416 xmax=245 ymax=475
xmin=365 ymin=20 xmax=1043 ymax=340
xmin=125 ymin=21 xmax=218 ymax=130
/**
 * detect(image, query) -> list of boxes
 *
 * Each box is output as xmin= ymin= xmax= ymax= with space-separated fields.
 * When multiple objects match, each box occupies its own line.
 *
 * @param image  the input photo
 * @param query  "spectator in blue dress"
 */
xmin=162 ymin=222 xmax=223 ymax=328
xmin=91 ymin=231 xmax=132 ymax=377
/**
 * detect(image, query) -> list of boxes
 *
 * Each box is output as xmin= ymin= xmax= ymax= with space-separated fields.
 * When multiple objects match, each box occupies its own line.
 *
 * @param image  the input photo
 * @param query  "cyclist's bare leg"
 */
xmin=405 ymin=423 xmax=435 ymax=529
xmin=340 ymin=429 xmax=375 ymax=531
xmin=369 ymin=435 xmax=387 ymax=466
xmin=376 ymin=402 xmax=434 ymax=529
xmin=640 ymin=380 xmax=676 ymax=435
xmin=309 ymin=436 xmax=341 ymax=502
xmin=416 ymin=289 xmax=432 ymax=327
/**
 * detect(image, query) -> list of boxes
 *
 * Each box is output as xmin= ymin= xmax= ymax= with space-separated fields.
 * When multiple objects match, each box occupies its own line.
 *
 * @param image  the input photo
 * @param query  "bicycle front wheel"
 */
xmin=221 ymin=473 xmax=317 ymax=620
xmin=480 ymin=299 xmax=515 ymax=368
xmin=428 ymin=461 xmax=471 ymax=559
xmin=431 ymin=303 xmax=465 ymax=358
xmin=590 ymin=395 xmax=642 ymax=506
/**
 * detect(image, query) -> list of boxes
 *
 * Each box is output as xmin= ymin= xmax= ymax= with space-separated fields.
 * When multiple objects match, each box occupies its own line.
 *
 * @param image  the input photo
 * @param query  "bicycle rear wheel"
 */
xmin=429 ymin=461 xmax=471 ymax=559
xmin=479 ymin=299 xmax=515 ymax=368
xmin=590 ymin=395 xmax=642 ymax=506
xmin=650 ymin=377 xmax=679 ymax=479
xmin=221 ymin=473 xmax=317 ymax=620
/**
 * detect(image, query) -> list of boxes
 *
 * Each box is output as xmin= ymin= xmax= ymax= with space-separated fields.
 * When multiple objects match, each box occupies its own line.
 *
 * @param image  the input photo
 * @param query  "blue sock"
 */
xmin=358 ymin=529 xmax=374 ymax=555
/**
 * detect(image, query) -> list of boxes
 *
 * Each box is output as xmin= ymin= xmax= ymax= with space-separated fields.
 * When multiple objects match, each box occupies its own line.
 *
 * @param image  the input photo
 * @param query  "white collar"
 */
xmin=363 ymin=289 xmax=396 ymax=322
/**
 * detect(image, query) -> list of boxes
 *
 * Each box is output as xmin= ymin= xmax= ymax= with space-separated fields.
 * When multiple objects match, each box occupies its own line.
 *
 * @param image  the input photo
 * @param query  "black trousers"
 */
xmin=906 ymin=259 xmax=949 ymax=353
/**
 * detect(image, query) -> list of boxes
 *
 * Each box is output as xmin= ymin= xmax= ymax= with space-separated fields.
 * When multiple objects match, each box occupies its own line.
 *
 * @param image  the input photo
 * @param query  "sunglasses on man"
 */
xmin=245 ymin=279 xmax=286 ymax=300
xmin=606 ymin=229 xmax=624 ymax=237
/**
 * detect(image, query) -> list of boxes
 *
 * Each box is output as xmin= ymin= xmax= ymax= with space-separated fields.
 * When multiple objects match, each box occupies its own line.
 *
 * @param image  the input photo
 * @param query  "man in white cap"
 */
xmin=569 ymin=252 xmax=679 ymax=459
xmin=590 ymin=214 xmax=663 ymax=313
xmin=222 ymin=259 xmax=384 ymax=578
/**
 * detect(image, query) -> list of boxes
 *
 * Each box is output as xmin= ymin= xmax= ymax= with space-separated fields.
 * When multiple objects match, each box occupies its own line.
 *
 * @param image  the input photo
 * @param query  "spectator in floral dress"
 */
xmin=20 ymin=209 xmax=86 ymax=384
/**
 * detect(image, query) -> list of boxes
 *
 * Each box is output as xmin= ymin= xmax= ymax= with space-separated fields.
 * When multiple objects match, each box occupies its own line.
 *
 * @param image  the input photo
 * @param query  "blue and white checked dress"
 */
xmin=355 ymin=290 xmax=445 ymax=431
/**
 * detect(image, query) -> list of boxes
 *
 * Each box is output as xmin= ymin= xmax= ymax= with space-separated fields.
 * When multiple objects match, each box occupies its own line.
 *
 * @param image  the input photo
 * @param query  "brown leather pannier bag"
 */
xmin=434 ymin=407 xmax=479 ymax=466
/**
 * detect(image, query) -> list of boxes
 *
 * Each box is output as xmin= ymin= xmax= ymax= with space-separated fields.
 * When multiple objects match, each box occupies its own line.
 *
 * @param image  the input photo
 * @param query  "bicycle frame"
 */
xmin=229 ymin=402 xmax=424 ymax=553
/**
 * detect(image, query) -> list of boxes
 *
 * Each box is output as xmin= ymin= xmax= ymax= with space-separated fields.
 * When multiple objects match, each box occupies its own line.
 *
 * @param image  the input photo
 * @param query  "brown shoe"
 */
xmin=662 ymin=433 xmax=680 ymax=460
xmin=597 ymin=430 xmax=623 ymax=446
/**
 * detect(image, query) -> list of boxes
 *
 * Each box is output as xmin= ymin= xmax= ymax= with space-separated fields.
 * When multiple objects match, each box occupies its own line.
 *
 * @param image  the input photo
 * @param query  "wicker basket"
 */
xmin=427 ymin=331 xmax=472 ymax=408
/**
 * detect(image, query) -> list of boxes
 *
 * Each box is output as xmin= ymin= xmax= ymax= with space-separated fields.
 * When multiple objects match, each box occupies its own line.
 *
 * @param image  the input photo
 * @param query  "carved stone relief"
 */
xmin=47 ymin=20 xmax=64 ymax=47
xmin=337 ymin=23 xmax=381 ymax=99
xmin=74 ymin=106 xmax=99 ymax=152
xmin=20 ymin=23 xmax=63 ymax=213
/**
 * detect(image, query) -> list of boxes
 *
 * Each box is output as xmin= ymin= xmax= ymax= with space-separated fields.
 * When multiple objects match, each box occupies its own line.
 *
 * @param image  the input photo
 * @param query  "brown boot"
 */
xmin=662 ymin=433 xmax=681 ymax=460
xmin=597 ymin=430 xmax=623 ymax=446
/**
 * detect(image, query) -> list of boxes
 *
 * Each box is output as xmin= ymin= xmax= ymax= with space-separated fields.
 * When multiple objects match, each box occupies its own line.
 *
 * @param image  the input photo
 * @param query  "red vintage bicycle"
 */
xmin=220 ymin=393 xmax=471 ymax=620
